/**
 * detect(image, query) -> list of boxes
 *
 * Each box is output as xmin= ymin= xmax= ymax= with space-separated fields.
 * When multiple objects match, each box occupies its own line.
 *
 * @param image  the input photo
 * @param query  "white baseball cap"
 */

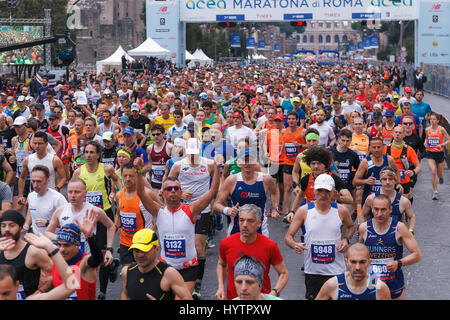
xmin=314 ymin=174 xmax=335 ymax=191
xmin=185 ymin=138 xmax=200 ymax=155
xmin=131 ymin=103 xmax=140 ymax=112
xmin=13 ymin=116 xmax=27 ymax=126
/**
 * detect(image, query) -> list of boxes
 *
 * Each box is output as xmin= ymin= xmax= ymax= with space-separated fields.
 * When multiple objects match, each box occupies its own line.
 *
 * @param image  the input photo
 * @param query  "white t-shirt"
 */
xmin=310 ymin=122 xmax=335 ymax=147
xmin=342 ymin=101 xmax=363 ymax=114
xmin=226 ymin=125 xmax=257 ymax=148
xmin=27 ymin=188 xmax=67 ymax=235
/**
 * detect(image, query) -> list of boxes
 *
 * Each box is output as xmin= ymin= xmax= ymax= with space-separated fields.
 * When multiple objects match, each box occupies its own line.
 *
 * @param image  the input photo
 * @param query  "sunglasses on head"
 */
xmin=165 ymin=186 xmax=180 ymax=191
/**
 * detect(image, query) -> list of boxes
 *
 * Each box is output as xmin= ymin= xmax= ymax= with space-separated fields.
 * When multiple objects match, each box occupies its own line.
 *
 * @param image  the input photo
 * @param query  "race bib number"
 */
xmin=357 ymin=151 xmax=366 ymax=162
xmin=284 ymin=143 xmax=298 ymax=157
xmin=102 ymin=157 xmax=115 ymax=166
xmin=339 ymin=168 xmax=350 ymax=183
xmin=370 ymin=180 xmax=382 ymax=193
xmin=370 ymin=258 xmax=396 ymax=281
xmin=86 ymin=190 xmax=103 ymax=208
xmin=163 ymin=234 xmax=186 ymax=259
xmin=152 ymin=165 xmax=165 ymax=183
xmin=311 ymin=240 xmax=336 ymax=264
xmin=120 ymin=211 xmax=137 ymax=234
xmin=428 ymin=137 xmax=440 ymax=148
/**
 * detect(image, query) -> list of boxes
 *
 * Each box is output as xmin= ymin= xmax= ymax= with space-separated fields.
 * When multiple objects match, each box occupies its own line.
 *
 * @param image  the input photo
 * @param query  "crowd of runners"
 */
xmin=0 ymin=58 xmax=447 ymax=300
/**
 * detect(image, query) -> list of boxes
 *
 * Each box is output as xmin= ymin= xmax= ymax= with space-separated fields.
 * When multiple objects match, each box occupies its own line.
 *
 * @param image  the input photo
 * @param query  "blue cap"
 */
xmin=385 ymin=109 xmax=395 ymax=117
xmin=200 ymin=92 xmax=208 ymax=99
xmin=123 ymin=126 xmax=134 ymax=136
xmin=323 ymin=105 xmax=332 ymax=110
xmin=119 ymin=95 xmax=128 ymax=101
xmin=119 ymin=115 xmax=129 ymax=123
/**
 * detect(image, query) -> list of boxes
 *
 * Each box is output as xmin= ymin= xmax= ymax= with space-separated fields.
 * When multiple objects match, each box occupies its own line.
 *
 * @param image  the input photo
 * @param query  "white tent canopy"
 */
xmin=96 ymin=46 xmax=134 ymax=74
xmin=186 ymin=50 xmax=196 ymax=60
xmin=190 ymin=49 xmax=213 ymax=66
xmin=127 ymin=37 xmax=170 ymax=57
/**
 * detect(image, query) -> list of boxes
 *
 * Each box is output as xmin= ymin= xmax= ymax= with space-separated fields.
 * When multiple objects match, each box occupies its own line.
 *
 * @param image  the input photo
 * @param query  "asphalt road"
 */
xmin=100 ymin=91 xmax=450 ymax=300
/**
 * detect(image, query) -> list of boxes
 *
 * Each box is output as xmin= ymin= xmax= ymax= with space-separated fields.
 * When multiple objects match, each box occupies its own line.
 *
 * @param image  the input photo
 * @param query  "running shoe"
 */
xmin=207 ymin=237 xmax=215 ymax=248
xmin=109 ymin=258 xmax=120 ymax=283
xmin=192 ymin=289 xmax=202 ymax=300
xmin=432 ymin=191 xmax=439 ymax=200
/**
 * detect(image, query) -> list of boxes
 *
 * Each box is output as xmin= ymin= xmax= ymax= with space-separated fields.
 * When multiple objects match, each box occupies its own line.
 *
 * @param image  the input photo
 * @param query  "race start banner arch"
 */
xmin=180 ymin=0 xmax=419 ymax=22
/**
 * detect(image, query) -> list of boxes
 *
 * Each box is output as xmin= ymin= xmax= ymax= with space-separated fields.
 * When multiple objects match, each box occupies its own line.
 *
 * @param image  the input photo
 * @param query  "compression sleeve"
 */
xmin=86 ymin=235 xmax=104 ymax=268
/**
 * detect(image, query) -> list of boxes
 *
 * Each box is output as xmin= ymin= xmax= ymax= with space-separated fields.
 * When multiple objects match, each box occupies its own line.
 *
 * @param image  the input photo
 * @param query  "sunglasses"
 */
xmin=403 ymin=122 xmax=413 ymax=125
xmin=165 ymin=186 xmax=180 ymax=191
xmin=152 ymin=132 xmax=162 ymax=136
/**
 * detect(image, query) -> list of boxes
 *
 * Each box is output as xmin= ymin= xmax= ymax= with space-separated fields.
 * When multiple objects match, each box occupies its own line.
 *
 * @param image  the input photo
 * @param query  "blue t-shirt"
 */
xmin=411 ymin=101 xmax=431 ymax=127
xmin=395 ymin=113 xmax=421 ymax=132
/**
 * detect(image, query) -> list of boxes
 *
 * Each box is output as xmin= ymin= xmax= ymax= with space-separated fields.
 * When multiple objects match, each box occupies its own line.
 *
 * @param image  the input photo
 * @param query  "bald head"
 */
xmin=347 ymin=243 xmax=370 ymax=259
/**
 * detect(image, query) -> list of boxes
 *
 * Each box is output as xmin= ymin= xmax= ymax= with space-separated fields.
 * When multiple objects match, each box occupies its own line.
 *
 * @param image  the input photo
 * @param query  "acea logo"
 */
xmin=185 ymin=0 xmax=226 ymax=9
xmin=370 ymin=0 xmax=412 ymax=7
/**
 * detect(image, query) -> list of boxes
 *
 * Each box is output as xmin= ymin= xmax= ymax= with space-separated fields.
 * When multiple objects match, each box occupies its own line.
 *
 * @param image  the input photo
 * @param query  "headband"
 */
xmin=305 ymin=132 xmax=320 ymax=141
xmin=117 ymin=150 xmax=131 ymax=159
xmin=57 ymin=223 xmax=81 ymax=246
xmin=1 ymin=210 xmax=25 ymax=228
xmin=234 ymin=256 xmax=264 ymax=288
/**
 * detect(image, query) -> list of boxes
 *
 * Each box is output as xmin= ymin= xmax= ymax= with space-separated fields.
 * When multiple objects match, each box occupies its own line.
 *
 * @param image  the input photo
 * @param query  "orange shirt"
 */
xmin=426 ymin=126 xmax=444 ymax=152
xmin=118 ymin=189 xmax=146 ymax=247
xmin=266 ymin=128 xmax=284 ymax=164
xmin=280 ymin=127 xmax=305 ymax=166
xmin=381 ymin=125 xmax=395 ymax=145
xmin=383 ymin=144 xmax=418 ymax=184
xmin=67 ymin=128 xmax=85 ymax=159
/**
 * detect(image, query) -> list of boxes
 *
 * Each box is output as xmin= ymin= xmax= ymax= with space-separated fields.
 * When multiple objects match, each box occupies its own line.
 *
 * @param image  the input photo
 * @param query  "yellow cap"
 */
xmin=129 ymin=229 xmax=159 ymax=252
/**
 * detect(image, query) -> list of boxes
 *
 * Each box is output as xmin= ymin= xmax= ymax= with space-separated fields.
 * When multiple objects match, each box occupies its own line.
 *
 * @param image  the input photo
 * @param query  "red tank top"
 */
xmin=149 ymin=141 xmax=170 ymax=166
xmin=369 ymin=124 xmax=379 ymax=138
xmin=48 ymin=125 xmax=67 ymax=157
xmin=52 ymin=253 xmax=97 ymax=300
xmin=149 ymin=141 xmax=170 ymax=184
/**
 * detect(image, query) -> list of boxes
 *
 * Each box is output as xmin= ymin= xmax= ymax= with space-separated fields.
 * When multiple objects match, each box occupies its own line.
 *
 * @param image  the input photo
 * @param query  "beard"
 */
xmin=2 ymin=230 xmax=20 ymax=242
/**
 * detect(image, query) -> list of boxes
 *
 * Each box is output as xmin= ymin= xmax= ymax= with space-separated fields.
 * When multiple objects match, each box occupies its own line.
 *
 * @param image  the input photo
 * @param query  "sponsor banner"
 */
xmin=418 ymin=0 xmax=450 ymax=65
xmin=246 ymin=37 xmax=256 ymax=48
xmin=357 ymin=41 xmax=364 ymax=51
xmin=274 ymin=43 xmax=281 ymax=51
xmin=146 ymin=0 xmax=186 ymax=67
xmin=230 ymin=33 xmax=241 ymax=47
xmin=258 ymin=40 xmax=266 ymax=49
xmin=180 ymin=0 xmax=418 ymax=22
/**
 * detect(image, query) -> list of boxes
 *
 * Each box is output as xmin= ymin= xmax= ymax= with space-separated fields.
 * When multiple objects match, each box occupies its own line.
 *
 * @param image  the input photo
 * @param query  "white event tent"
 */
xmin=190 ymin=49 xmax=213 ymax=66
xmin=127 ymin=37 xmax=171 ymax=57
xmin=96 ymin=46 xmax=134 ymax=74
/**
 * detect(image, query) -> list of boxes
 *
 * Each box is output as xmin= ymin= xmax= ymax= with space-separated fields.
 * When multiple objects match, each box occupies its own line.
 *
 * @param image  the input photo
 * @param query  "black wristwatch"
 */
xmin=288 ymin=210 xmax=295 ymax=215
xmin=272 ymin=288 xmax=280 ymax=297
xmin=343 ymin=236 xmax=350 ymax=244
xmin=48 ymin=247 xmax=59 ymax=258
xmin=396 ymin=259 xmax=403 ymax=268
xmin=292 ymin=182 xmax=298 ymax=189
xmin=106 ymin=247 xmax=114 ymax=254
